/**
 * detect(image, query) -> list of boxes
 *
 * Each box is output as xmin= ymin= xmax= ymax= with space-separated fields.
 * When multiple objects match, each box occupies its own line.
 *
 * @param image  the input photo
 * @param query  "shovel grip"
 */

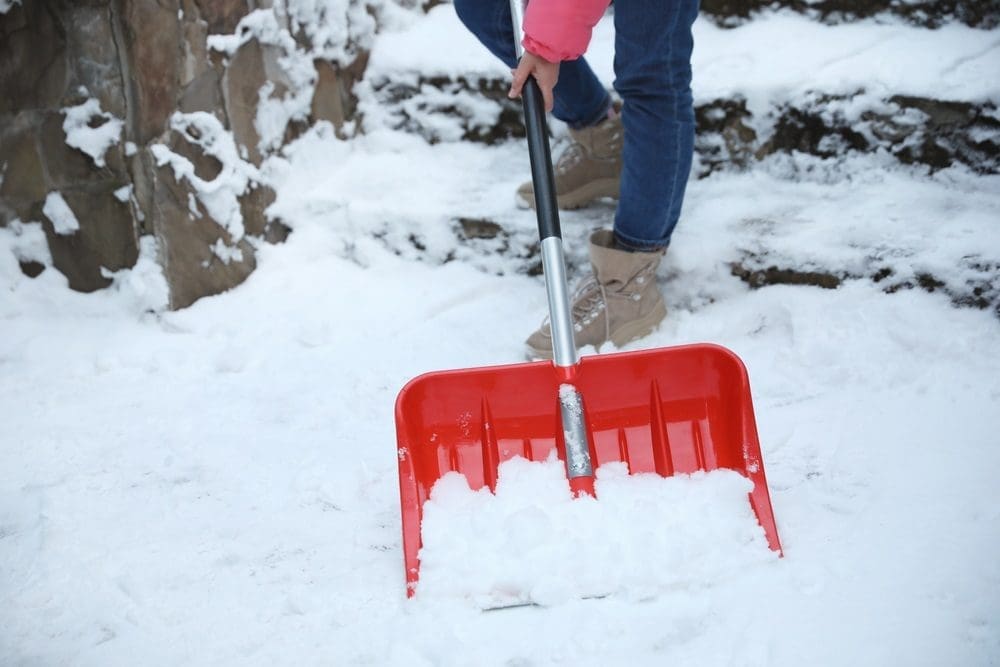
xmin=521 ymin=79 xmax=562 ymax=242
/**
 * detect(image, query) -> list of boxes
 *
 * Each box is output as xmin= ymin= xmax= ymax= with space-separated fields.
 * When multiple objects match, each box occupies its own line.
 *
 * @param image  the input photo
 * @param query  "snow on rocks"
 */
xmin=365 ymin=7 xmax=1000 ymax=176
xmin=61 ymin=97 xmax=124 ymax=168
xmin=356 ymin=6 xmax=1000 ymax=317
xmin=150 ymin=112 xmax=260 ymax=243
xmin=0 ymin=219 xmax=51 ymax=280
xmin=42 ymin=191 xmax=80 ymax=235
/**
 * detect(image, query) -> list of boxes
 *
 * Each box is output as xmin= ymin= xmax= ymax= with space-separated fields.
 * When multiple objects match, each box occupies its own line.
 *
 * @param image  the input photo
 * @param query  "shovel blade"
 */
xmin=395 ymin=343 xmax=781 ymax=595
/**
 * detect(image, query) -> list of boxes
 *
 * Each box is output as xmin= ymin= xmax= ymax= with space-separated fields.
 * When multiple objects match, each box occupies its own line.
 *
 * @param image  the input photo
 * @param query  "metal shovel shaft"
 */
xmin=510 ymin=0 xmax=594 ymax=494
xmin=510 ymin=0 xmax=578 ymax=371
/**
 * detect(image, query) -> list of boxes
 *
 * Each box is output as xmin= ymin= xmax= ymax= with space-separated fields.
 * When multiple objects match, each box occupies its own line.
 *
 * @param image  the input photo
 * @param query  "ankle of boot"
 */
xmin=569 ymin=95 xmax=615 ymax=131
xmin=612 ymin=231 xmax=668 ymax=254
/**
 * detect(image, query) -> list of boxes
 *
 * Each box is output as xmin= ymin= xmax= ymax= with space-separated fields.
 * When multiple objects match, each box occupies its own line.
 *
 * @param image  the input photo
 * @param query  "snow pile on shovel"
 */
xmin=417 ymin=457 xmax=778 ymax=607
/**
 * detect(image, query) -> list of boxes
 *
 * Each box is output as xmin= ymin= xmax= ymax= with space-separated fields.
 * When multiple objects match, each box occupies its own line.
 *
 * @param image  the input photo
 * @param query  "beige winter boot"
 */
xmin=516 ymin=109 xmax=623 ymax=210
xmin=525 ymin=230 xmax=667 ymax=359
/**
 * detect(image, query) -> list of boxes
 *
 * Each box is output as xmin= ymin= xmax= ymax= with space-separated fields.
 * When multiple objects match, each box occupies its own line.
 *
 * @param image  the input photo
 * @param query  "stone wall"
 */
xmin=2 ymin=0 xmax=996 ymax=309
xmin=0 ymin=0 xmax=373 ymax=308
xmin=700 ymin=0 xmax=998 ymax=28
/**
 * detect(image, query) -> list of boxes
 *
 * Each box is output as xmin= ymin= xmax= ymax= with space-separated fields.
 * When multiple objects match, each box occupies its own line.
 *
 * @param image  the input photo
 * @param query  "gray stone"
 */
xmin=1 ymin=0 xmax=384 ymax=308
xmin=239 ymin=180 xmax=285 ymax=241
xmin=311 ymin=59 xmax=349 ymax=131
xmin=121 ymin=0 xmax=182 ymax=145
xmin=178 ymin=65 xmax=226 ymax=119
xmin=180 ymin=3 xmax=211 ymax=88
xmin=694 ymin=98 xmax=757 ymax=176
xmin=311 ymin=52 xmax=368 ymax=137
xmin=43 ymin=184 xmax=139 ymax=293
xmin=38 ymin=110 xmax=127 ymax=187
xmin=0 ymin=113 xmax=48 ymax=221
xmin=166 ymin=128 xmax=223 ymax=183
xmin=193 ymin=0 xmax=250 ymax=35
xmin=223 ymin=38 xmax=292 ymax=164
xmin=700 ymin=0 xmax=999 ymax=28
xmin=65 ymin=4 xmax=127 ymax=118
xmin=149 ymin=147 xmax=256 ymax=310
xmin=0 ymin=2 xmax=67 ymax=114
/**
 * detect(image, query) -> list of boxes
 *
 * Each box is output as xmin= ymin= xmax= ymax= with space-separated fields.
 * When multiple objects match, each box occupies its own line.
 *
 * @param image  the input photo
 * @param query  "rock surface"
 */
xmin=0 ymin=0 xmax=375 ymax=307
xmin=2 ymin=0 xmax=996 ymax=312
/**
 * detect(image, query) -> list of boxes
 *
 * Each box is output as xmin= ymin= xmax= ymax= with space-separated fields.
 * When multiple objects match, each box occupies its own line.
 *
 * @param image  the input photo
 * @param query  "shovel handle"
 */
xmin=510 ymin=0 xmax=578 ymax=369
xmin=521 ymin=82 xmax=561 ymax=242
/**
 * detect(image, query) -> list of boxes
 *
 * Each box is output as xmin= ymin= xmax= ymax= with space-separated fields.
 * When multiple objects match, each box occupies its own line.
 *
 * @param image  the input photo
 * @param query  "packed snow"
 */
xmin=418 ymin=460 xmax=776 ymax=608
xmin=62 ymin=98 xmax=124 ymax=169
xmin=2 ymin=5 xmax=999 ymax=667
xmin=41 ymin=191 xmax=80 ymax=236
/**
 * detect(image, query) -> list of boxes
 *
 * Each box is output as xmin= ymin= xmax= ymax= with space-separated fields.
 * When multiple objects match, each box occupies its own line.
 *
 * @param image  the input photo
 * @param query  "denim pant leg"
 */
xmin=612 ymin=0 xmax=699 ymax=250
xmin=452 ymin=0 xmax=611 ymax=129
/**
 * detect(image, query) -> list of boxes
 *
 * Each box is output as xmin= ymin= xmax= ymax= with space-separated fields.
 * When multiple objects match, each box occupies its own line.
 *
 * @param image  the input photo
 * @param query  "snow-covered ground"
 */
xmin=2 ymin=7 xmax=999 ymax=666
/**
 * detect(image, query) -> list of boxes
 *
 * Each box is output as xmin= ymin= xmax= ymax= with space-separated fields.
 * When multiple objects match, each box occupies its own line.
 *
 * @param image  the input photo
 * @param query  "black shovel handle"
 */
xmin=520 ymin=78 xmax=562 ymax=242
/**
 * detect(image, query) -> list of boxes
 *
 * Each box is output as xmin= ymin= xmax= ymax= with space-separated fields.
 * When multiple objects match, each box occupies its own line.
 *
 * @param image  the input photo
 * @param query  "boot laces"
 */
xmin=571 ymin=275 xmax=610 ymax=341
xmin=554 ymin=141 xmax=585 ymax=175
xmin=536 ymin=275 xmax=607 ymax=341
xmin=539 ymin=263 xmax=656 ymax=343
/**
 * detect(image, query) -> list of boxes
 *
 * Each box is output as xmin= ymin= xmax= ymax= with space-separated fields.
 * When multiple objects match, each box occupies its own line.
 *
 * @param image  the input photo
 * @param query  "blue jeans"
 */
xmin=453 ymin=0 xmax=698 ymax=250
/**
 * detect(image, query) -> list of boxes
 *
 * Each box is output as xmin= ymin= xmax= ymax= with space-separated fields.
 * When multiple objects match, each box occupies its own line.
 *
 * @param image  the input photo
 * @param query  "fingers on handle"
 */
xmin=542 ymin=85 xmax=554 ymax=112
xmin=508 ymin=64 xmax=528 ymax=99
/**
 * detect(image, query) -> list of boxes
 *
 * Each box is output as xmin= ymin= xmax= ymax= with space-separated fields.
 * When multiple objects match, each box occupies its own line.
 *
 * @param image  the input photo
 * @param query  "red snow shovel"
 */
xmin=394 ymin=0 xmax=781 ymax=597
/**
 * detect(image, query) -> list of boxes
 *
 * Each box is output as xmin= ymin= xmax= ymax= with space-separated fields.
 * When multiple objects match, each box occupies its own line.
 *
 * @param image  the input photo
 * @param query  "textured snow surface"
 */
xmin=41 ymin=191 xmax=80 ymax=236
xmin=369 ymin=6 xmax=1000 ymax=109
xmin=2 ymin=6 xmax=999 ymax=667
xmin=62 ymin=98 xmax=123 ymax=168
xmin=418 ymin=460 xmax=775 ymax=607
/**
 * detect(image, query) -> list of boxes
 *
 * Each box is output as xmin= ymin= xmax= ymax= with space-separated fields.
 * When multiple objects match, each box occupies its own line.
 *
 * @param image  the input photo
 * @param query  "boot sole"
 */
xmin=517 ymin=178 xmax=621 ymax=211
xmin=524 ymin=300 xmax=668 ymax=361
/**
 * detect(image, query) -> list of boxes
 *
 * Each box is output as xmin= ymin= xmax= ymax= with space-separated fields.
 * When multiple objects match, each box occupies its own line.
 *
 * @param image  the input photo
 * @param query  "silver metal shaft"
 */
xmin=541 ymin=238 xmax=579 ymax=368
xmin=510 ymin=0 xmax=527 ymax=60
xmin=510 ymin=0 xmax=579 ymax=370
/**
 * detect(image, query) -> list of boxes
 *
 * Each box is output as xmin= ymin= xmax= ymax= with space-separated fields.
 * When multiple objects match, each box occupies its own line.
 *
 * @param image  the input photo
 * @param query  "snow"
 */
xmin=1 ymin=219 xmax=51 ymax=268
xmin=149 ymin=112 xmax=260 ymax=242
xmin=417 ymin=460 xmax=775 ymax=608
xmin=370 ymin=6 xmax=1000 ymax=112
xmin=2 ymin=6 xmax=999 ymax=667
xmin=62 ymin=98 xmax=124 ymax=168
xmin=113 ymin=185 xmax=133 ymax=203
xmin=206 ymin=1 xmax=375 ymax=157
xmin=42 ymin=191 xmax=80 ymax=235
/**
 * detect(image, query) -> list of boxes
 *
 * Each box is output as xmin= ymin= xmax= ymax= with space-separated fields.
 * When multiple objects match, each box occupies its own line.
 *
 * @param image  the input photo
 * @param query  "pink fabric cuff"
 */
xmin=522 ymin=0 xmax=610 ymax=62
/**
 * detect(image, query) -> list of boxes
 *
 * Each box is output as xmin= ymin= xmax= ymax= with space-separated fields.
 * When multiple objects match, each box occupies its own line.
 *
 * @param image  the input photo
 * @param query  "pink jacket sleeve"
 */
xmin=522 ymin=0 xmax=611 ymax=62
